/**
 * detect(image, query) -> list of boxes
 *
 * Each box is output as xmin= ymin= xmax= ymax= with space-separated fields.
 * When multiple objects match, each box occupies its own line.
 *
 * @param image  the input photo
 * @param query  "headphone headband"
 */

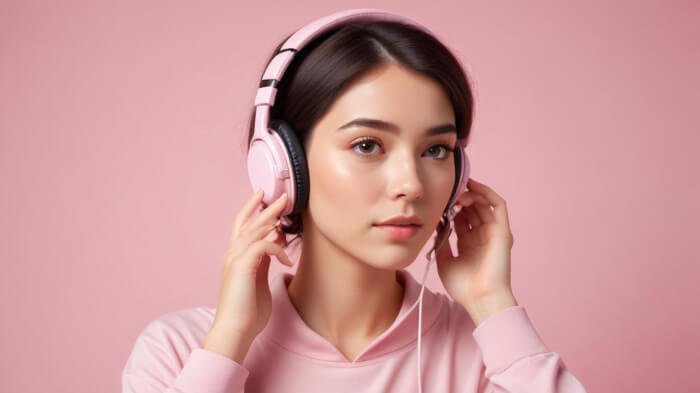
xmin=252 ymin=9 xmax=454 ymax=148
xmin=254 ymin=9 xmax=432 ymax=104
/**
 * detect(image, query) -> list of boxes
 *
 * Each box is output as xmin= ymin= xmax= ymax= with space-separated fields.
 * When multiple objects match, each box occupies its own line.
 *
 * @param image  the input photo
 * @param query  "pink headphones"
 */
xmin=247 ymin=8 xmax=471 ymax=228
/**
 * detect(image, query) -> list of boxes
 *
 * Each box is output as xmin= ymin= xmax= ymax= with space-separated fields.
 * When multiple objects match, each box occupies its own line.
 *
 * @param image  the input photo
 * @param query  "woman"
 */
xmin=122 ymin=9 xmax=589 ymax=393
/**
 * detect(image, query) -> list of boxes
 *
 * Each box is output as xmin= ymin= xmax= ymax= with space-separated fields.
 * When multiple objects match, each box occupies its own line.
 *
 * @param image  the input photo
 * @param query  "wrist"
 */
xmin=461 ymin=291 xmax=518 ymax=327
xmin=202 ymin=328 xmax=255 ymax=364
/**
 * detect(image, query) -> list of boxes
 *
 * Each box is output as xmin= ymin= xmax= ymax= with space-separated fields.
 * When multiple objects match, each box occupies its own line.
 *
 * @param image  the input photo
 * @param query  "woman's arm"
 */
xmin=121 ymin=315 xmax=250 ymax=393
xmin=471 ymin=305 xmax=589 ymax=393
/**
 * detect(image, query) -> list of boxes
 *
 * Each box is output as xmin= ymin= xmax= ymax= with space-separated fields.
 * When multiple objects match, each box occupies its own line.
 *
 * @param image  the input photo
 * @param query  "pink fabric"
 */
xmin=122 ymin=270 xmax=588 ymax=392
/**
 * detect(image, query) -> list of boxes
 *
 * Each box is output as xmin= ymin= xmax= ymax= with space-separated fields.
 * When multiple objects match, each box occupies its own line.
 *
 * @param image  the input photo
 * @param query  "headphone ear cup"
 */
xmin=446 ymin=148 xmax=462 ymax=215
xmin=269 ymin=119 xmax=310 ymax=216
xmin=445 ymin=147 xmax=470 ymax=221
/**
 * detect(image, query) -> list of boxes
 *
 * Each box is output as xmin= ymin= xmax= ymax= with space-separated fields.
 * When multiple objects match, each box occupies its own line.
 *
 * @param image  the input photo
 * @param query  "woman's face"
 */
xmin=301 ymin=62 xmax=458 ymax=270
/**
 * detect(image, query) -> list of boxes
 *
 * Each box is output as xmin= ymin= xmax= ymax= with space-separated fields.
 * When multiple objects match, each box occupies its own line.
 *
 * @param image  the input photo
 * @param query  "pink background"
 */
xmin=1 ymin=1 xmax=698 ymax=392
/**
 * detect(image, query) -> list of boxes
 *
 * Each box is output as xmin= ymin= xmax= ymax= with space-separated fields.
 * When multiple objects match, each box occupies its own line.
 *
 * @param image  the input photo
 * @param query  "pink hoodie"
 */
xmin=122 ymin=269 xmax=588 ymax=392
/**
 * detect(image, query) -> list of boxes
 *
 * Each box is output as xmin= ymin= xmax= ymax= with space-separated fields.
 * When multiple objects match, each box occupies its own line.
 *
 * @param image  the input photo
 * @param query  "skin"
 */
xmin=282 ymin=62 xmax=518 ymax=363
xmin=286 ymin=62 xmax=457 ymax=362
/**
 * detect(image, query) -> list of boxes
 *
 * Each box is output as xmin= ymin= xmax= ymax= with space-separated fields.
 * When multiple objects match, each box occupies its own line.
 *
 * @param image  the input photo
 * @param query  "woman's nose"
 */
xmin=388 ymin=155 xmax=424 ymax=201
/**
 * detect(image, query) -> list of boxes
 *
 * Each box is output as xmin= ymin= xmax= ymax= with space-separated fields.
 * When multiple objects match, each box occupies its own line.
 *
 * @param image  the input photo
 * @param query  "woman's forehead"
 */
xmin=322 ymin=65 xmax=455 ymax=135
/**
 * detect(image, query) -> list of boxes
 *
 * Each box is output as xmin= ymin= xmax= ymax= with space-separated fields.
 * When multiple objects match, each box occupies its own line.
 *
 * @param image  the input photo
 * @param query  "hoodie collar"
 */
xmin=259 ymin=269 xmax=444 ymax=363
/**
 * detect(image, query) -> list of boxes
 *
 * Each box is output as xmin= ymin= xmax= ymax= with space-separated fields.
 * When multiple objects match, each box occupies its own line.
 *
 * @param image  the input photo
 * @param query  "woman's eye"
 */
xmin=351 ymin=138 xmax=454 ymax=159
xmin=351 ymin=138 xmax=382 ymax=156
xmin=425 ymin=145 xmax=452 ymax=159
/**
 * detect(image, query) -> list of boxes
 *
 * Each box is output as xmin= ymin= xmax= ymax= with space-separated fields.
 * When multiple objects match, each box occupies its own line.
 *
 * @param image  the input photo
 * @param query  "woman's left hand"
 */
xmin=434 ymin=178 xmax=519 ymax=325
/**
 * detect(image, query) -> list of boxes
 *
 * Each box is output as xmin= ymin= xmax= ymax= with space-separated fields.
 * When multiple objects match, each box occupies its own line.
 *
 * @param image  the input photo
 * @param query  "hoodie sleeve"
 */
xmin=121 ymin=316 xmax=250 ymax=393
xmin=471 ymin=305 xmax=589 ymax=393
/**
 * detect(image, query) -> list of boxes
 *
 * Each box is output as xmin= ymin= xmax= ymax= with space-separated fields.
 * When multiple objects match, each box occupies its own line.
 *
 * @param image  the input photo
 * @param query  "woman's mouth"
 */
xmin=372 ymin=224 xmax=420 ymax=240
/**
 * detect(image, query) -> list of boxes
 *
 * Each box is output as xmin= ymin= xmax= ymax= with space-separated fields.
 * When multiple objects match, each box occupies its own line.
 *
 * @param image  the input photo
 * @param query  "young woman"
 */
xmin=122 ymin=9 xmax=588 ymax=393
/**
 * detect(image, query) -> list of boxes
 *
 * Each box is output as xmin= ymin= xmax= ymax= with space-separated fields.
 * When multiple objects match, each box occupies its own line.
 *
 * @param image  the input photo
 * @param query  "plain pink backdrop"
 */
xmin=1 ymin=1 xmax=698 ymax=392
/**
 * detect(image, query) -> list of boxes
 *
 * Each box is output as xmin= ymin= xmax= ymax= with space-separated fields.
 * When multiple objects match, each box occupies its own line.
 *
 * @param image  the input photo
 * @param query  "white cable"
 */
xmin=417 ymin=220 xmax=452 ymax=393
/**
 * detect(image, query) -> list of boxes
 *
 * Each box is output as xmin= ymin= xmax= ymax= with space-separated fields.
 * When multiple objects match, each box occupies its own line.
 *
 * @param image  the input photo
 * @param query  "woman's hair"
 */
xmin=247 ymin=21 xmax=475 ymax=249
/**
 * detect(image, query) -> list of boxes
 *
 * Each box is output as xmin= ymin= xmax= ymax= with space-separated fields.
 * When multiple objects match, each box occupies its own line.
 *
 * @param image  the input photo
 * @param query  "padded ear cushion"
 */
xmin=269 ymin=119 xmax=310 ymax=216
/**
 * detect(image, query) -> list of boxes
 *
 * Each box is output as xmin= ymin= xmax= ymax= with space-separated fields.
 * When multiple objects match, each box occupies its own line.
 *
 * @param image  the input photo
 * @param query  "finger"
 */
xmin=262 ymin=223 xmax=279 ymax=242
xmin=453 ymin=209 xmax=471 ymax=243
xmin=273 ymin=223 xmax=288 ymax=248
xmin=470 ymin=195 xmax=495 ymax=224
xmin=456 ymin=192 xmax=474 ymax=208
xmin=262 ymin=222 xmax=288 ymax=248
xmin=236 ymin=240 xmax=294 ymax=276
xmin=256 ymin=246 xmax=271 ymax=293
xmin=226 ymin=217 xmax=281 ymax=266
xmin=463 ymin=205 xmax=482 ymax=229
xmin=232 ymin=189 xmax=265 ymax=240
xmin=455 ymin=208 xmax=482 ymax=251
xmin=237 ymin=219 xmax=288 ymax=265
xmin=467 ymin=178 xmax=511 ymax=228
xmin=248 ymin=193 xmax=288 ymax=231
xmin=457 ymin=191 xmax=491 ymax=210
xmin=265 ymin=240 xmax=295 ymax=267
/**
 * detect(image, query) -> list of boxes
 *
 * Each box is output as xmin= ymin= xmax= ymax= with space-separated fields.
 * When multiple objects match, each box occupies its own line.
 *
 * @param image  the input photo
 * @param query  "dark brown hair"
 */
xmin=247 ymin=21 xmax=475 ymax=246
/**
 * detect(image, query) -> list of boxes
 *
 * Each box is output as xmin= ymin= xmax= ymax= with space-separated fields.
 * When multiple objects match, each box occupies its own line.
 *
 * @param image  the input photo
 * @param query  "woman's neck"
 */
xmin=286 ymin=238 xmax=405 ymax=361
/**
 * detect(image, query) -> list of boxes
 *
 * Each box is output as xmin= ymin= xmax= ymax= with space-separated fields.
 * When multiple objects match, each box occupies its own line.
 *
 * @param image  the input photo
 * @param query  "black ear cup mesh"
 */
xmin=269 ymin=119 xmax=310 ymax=216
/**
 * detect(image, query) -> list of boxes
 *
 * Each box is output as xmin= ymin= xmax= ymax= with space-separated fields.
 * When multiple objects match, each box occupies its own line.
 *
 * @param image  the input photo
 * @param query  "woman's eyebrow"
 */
xmin=337 ymin=118 xmax=457 ymax=136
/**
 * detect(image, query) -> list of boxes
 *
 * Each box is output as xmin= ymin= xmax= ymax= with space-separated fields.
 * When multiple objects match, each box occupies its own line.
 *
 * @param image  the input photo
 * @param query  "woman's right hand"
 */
xmin=202 ymin=189 xmax=295 ymax=363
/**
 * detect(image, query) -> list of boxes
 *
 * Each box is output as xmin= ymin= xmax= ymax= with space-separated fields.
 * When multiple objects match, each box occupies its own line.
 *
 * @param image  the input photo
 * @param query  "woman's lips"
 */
xmin=373 ymin=224 xmax=420 ymax=240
